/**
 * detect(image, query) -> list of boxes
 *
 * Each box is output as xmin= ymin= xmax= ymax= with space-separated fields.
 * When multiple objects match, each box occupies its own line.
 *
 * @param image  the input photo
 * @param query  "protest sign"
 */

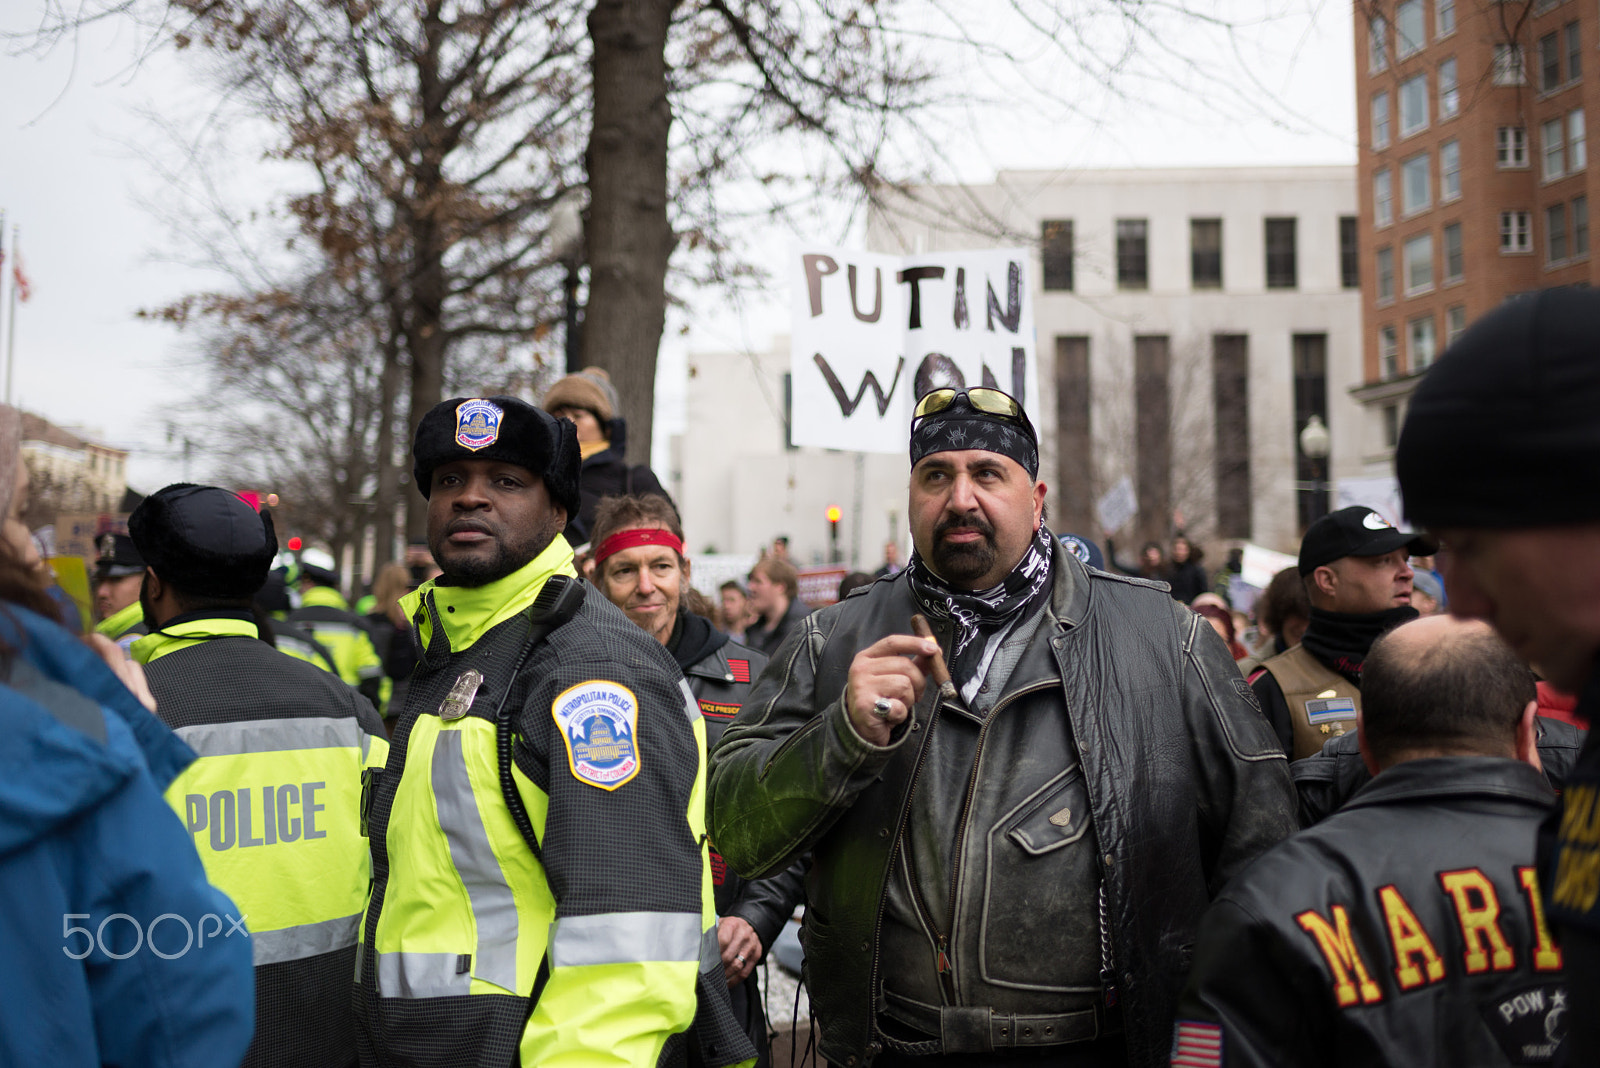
xmin=790 ymin=245 xmax=1037 ymax=453
xmin=1095 ymin=476 xmax=1138 ymax=536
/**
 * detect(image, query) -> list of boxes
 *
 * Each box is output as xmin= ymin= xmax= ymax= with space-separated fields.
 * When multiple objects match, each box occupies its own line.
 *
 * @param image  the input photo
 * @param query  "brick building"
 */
xmin=1354 ymin=0 xmax=1594 ymax=474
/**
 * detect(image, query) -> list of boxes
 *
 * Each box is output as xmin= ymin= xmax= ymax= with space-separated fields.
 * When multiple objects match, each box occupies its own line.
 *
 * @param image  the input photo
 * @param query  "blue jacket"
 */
xmin=0 ymin=604 xmax=256 ymax=1067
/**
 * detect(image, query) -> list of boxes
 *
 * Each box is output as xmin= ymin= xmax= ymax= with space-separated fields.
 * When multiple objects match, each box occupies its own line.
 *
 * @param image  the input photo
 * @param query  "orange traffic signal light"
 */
xmin=826 ymin=505 xmax=842 ymax=524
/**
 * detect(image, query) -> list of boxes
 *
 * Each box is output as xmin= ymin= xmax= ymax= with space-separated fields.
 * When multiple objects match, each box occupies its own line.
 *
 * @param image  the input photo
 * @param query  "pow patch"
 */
xmin=1478 ymin=983 xmax=1567 ymax=1064
xmin=552 ymin=680 xmax=641 ymax=790
xmin=1231 ymin=676 xmax=1261 ymax=714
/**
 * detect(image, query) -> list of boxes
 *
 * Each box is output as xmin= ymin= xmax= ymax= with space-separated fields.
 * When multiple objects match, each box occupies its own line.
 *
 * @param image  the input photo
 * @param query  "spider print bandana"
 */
xmin=907 ymin=524 xmax=1055 ymax=689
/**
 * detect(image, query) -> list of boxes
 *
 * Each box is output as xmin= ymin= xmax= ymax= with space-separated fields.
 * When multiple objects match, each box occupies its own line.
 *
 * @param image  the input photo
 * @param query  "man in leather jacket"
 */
xmin=708 ymin=388 xmax=1297 ymax=1068
xmin=1250 ymin=506 xmax=1435 ymax=759
xmin=590 ymin=494 xmax=805 ymax=1068
xmin=1177 ymin=615 xmax=1567 ymax=1066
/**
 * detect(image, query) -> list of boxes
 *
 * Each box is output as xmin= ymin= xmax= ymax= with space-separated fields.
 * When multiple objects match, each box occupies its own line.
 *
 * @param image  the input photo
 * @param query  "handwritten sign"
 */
xmin=790 ymin=245 xmax=1038 ymax=454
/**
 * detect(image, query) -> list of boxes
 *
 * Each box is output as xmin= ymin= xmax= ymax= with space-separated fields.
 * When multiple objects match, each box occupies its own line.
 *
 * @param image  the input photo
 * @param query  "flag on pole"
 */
xmin=12 ymin=253 xmax=29 ymax=303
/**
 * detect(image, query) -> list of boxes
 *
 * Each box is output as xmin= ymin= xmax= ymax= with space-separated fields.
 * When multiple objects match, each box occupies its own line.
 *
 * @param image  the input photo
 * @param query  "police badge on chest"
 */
xmin=439 ymin=670 xmax=485 ymax=721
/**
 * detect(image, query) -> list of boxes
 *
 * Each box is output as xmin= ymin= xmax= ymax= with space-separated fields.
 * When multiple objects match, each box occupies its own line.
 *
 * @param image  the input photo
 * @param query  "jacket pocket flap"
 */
xmin=1005 ymin=766 xmax=1090 ymax=855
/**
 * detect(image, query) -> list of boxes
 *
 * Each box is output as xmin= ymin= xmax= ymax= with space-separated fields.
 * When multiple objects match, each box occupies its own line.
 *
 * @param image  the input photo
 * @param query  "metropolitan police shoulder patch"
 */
xmin=552 ymin=680 xmax=641 ymax=790
xmin=455 ymin=398 xmax=503 ymax=451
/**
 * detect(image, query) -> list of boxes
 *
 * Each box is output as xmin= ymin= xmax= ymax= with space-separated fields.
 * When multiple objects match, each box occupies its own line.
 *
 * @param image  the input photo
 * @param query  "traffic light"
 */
xmin=287 ymin=536 xmax=303 ymax=552
xmin=825 ymin=505 xmax=841 ymax=564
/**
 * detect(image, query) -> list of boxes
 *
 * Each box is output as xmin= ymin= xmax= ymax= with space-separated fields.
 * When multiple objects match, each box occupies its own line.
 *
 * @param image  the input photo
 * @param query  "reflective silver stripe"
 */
xmin=251 ymin=912 xmax=360 ymax=966
xmin=376 ymin=951 xmax=471 ymax=999
xmin=548 ymin=911 xmax=702 ymax=968
xmin=432 ymin=730 xmax=519 ymax=992
xmin=679 ymin=679 xmax=701 ymax=723
xmin=308 ymin=623 xmax=362 ymax=637
xmin=701 ymin=924 xmax=720 ymax=974
xmin=175 ymin=716 xmax=364 ymax=758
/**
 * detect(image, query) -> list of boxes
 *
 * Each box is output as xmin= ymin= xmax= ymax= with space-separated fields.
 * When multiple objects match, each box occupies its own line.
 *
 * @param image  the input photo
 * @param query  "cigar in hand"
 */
xmin=910 ymin=614 xmax=958 ymax=701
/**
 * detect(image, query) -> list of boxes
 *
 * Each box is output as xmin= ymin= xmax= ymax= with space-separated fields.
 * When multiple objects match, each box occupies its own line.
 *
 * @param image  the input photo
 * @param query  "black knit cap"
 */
xmin=128 ymin=484 xmax=278 ymax=599
xmin=411 ymin=395 xmax=581 ymax=518
xmin=1398 ymin=287 xmax=1600 ymax=528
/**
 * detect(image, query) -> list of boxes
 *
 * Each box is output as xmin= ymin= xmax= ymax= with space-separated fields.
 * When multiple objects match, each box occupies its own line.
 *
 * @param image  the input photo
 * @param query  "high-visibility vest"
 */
xmin=357 ymin=548 xmax=719 ymax=1068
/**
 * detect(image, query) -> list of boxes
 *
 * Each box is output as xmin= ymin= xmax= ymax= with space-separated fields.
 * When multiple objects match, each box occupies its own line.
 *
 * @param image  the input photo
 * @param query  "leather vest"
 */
xmin=1260 ymin=645 xmax=1361 ymax=760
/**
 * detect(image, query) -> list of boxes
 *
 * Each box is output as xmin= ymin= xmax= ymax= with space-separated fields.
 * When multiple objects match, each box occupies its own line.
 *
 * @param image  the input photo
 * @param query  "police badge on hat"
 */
xmin=455 ymin=399 xmax=503 ymax=451
xmin=98 ymin=534 xmax=116 ymax=558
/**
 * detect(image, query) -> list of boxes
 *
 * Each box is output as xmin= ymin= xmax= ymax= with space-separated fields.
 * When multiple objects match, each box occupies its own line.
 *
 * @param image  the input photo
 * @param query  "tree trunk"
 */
xmin=403 ymin=0 xmax=451 ymax=543
xmin=584 ymin=0 xmax=677 ymax=466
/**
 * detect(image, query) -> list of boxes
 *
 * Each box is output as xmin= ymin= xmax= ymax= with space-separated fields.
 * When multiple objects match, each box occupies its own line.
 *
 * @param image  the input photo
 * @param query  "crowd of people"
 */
xmin=6 ymin=287 xmax=1599 ymax=1068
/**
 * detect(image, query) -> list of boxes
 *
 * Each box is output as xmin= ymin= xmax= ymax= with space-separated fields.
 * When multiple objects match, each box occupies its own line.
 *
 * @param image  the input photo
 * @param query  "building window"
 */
xmin=1041 ymin=220 xmax=1074 ymax=291
xmin=1437 ymin=0 xmax=1454 ymax=37
xmin=1540 ymin=31 xmax=1562 ymax=92
xmin=1380 ymin=324 xmax=1400 ymax=379
xmin=1575 ymin=195 xmax=1589 ymax=256
xmin=1055 ymin=336 xmax=1093 ymax=533
xmin=1375 ymin=168 xmax=1394 ymax=227
xmin=1372 ymin=91 xmax=1391 ymax=149
xmin=1190 ymin=218 xmax=1223 ymax=289
xmin=1212 ymin=335 xmax=1251 ymax=539
xmin=1117 ymin=218 xmax=1148 ymax=289
xmin=1497 ymin=126 xmax=1528 ymax=168
xmin=1401 ymin=153 xmax=1431 ymax=215
xmin=1440 ymin=139 xmax=1462 ymax=200
xmin=1265 ymin=217 xmax=1297 ymax=289
xmin=1438 ymin=59 xmax=1459 ymax=119
xmin=1404 ymin=233 xmax=1434 ymax=293
xmin=1399 ymin=73 xmax=1429 ymax=136
xmin=1501 ymin=210 xmax=1533 ymax=253
xmin=1371 ymin=16 xmax=1389 ymax=72
xmin=1397 ymin=0 xmax=1425 ymax=56
xmin=1543 ymin=117 xmax=1566 ymax=180
xmin=1570 ymin=109 xmax=1587 ymax=170
xmin=1340 ymin=216 xmax=1360 ymax=288
xmin=1446 ymin=304 xmax=1468 ymax=343
xmin=1410 ymin=314 xmax=1438 ymax=370
xmin=1383 ymin=404 xmax=1401 ymax=449
xmin=1494 ymin=44 xmax=1526 ymax=86
xmin=1134 ymin=335 xmax=1171 ymax=545
xmin=1566 ymin=21 xmax=1582 ymax=82
xmin=1377 ymin=245 xmax=1396 ymax=302
xmin=1443 ymin=222 xmax=1464 ymax=283
xmin=1548 ymin=203 xmax=1569 ymax=262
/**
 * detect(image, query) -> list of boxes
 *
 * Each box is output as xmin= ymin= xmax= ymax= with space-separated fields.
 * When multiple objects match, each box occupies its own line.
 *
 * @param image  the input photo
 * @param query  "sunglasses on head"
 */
xmin=911 ymin=387 xmax=1033 ymax=433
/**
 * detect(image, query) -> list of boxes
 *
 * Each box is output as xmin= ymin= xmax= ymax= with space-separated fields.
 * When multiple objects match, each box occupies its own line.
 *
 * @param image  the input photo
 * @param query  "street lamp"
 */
xmin=1298 ymin=414 xmax=1331 ymax=525
xmin=549 ymin=194 xmax=585 ymax=373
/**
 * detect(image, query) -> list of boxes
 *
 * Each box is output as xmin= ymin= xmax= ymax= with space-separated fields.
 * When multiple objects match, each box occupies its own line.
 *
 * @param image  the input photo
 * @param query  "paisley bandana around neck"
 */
xmin=907 ymin=524 xmax=1055 ymax=688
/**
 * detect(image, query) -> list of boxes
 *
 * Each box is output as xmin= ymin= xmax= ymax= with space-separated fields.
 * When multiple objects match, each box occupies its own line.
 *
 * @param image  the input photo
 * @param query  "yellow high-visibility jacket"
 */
xmin=135 ymin=614 xmax=389 ymax=1067
xmin=355 ymin=540 xmax=717 ymax=1068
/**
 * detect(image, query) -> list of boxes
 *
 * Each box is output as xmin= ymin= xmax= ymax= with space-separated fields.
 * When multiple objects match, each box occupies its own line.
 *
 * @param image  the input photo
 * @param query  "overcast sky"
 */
xmin=0 ymin=2 xmax=1355 ymax=492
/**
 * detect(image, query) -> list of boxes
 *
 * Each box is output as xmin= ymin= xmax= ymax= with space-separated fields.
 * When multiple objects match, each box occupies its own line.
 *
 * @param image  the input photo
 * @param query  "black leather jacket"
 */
xmin=1292 ymin=715 xmax=1587 ymax=825
xmin=675 ymin=621 xmax=807 ymax=944
xmin=708 ymin=542 xmax=1297 ymax=1068
xmin=1179 ymin=757 xmax=1566 ymax=1066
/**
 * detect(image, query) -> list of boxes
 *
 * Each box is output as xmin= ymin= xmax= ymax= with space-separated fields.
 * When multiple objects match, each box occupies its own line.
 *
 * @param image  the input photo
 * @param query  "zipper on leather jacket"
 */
xmin=923 ymin=679 xmax=1058 ymax=1005
xmin=872 ymin=695 xmax=942 ymax=1030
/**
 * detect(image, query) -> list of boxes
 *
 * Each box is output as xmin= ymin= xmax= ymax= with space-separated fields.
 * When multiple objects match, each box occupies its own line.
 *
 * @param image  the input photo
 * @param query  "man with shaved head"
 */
xmin=1176 ymin=615 xmax=1567 ymax=1066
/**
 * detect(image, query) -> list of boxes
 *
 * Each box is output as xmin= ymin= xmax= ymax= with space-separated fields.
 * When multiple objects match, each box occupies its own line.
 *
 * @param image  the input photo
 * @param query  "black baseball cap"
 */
xmin=1298 ymin=506 xmax=1438 ymax=576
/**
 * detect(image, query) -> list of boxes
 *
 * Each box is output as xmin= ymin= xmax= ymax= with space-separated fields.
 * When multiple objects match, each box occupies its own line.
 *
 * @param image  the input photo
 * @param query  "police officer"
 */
xmin=355 ymin=396 xmax=731 ymax=1068
xmin=91 ymin=532 xmax=147 ymax=646
xmin=288 ymin=549 xmax=386 ymax=707
xmin=1177 ymin=616 xmax=1567 ymax=1066
xmin=129 ymin=483 xmax=389 ymax=1068
xmin=589 ymin=494 xmax=804 ymax=1068
xmin=1250 ymin=506 xmax=1434 ymax=759
xmin=1393 ymin=287 xmax=1600 ymax=1064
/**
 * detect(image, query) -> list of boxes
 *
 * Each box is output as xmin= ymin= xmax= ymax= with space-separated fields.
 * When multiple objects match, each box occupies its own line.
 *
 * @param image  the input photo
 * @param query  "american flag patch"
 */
xmin=1171 ymin=1021 xmax=1222 ymax=1067
xmin=728 ymin=658 xmax=750 ymax=683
